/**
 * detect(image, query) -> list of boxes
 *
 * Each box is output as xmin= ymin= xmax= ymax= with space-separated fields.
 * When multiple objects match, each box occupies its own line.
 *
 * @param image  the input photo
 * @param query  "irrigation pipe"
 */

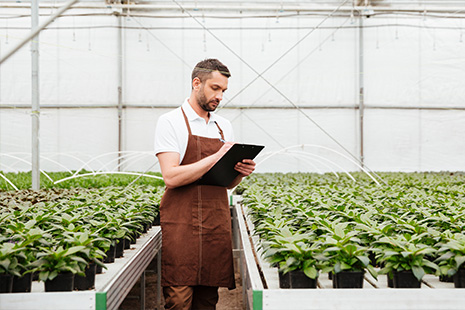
xmin=256 ymin=144 xmax=381 ymax=185
xmin=288 ymin=150 xmax=356 ymax=183
xmin=0 ymin=154 xmax=54 ymax=183
xmin=53 ymin=171 xmax=163 ymax=185
xmin=71 ymin=151 xmax=149 ymax=177
xmin=96 ymin=151 xmax=153 ymax=173
xmin=0 ymin=173 xmax=19 ymax=191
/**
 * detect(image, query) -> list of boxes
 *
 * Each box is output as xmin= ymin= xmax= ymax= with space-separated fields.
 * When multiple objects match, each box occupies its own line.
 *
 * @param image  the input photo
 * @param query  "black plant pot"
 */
xmin=96 ymin=258 xmax=104 ymax=274
xmin=440 ymin=275 xmax=454 ymax=283
xmin=368 ymin=251 xmax=377 ymax=267
xmin=44 ymin=272 xmax=75 ymax=292
xmin=393 ymin=270 xmax=421 ymax=288
xmin=0 ymin=273 xmax=13 ymax=293
xmin=153 ymin=213 xmax=160 ymax=226
xmin=289 ymin=270 xmax=317 ymax=289
xmin=333 ymin=271 xmax=364 ymax=289
xmin=278 ymin=270 xmax=290 ymax=289
xmin=104 ymin=243 xmax=116 ymax=263
xmin=130 ymin=231 xmax=139 ymax=244
xmin=74 ymin=263 xmax=97 ymax=290
xmin=387 ymin=273 xmax=394 ymax=288
xmin=453 ymin=269 xmax=465 ymax=288
xmin=12 ymin=273 xmax=33 ymax=293
xmin=124 ymin=238 xmax=131 ymax=250
xmin=115 ymin=238 xmax=125 ymax=258
xmin=328 ymin=272 xmax=333 ymax=280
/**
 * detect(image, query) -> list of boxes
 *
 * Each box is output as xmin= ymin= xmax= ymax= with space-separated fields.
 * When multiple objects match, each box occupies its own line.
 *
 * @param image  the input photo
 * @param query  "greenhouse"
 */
xmin=1 ymin=0 xmax=465 ymax=309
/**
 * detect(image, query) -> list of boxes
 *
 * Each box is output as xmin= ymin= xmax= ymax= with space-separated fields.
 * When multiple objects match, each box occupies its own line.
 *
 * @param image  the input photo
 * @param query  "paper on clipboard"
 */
xmin=198 ymin=143 xmax=264 ymax=187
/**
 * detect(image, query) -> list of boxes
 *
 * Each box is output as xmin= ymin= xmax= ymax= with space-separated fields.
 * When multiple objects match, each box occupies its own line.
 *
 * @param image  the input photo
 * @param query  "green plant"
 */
xmin=0 ymin=242 xmax=23 ymax=277
xmin=60 ymin=231 xmax=107 ymax=271
xmin=31 ymin=245 xmax=87 ymax=281
xmin=436 ymin=232 xmax=465 ymax=278
xmin=263 ymin=226 xmax=325 ymax=279
xmin=321 ymin=223 xmax=377 ymax=278
xmin=374 ymin=234 xmax=439 ymax=281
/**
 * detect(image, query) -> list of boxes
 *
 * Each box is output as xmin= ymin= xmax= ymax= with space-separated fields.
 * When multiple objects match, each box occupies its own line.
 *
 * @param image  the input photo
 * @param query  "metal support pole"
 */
xmin=140 ymin=271 xmax=146 ymax=310
xmin=117 ymin=14 xmax=124 ymax=171
xmin=31 ymin=0 xmax=40 ymax=190
xmin=358 ymin=15 xmax=365 ymax=169
xmin=157 ymin=251 xmax=162 ymax=310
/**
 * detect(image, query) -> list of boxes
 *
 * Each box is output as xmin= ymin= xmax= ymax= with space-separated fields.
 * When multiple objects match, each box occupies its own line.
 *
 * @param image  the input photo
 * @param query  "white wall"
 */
xmin=1 ymin=8 xmax=464 ymax=175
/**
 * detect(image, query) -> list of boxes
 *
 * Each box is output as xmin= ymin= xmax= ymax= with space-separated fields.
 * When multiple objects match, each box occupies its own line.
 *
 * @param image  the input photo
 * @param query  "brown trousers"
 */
xmin=163 ymin=285 xmax=219 ymax=310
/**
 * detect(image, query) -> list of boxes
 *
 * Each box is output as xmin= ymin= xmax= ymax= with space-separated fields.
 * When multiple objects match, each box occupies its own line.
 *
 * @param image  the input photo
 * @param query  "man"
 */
xmin=154 ymin=58 xmax=256 ymax=310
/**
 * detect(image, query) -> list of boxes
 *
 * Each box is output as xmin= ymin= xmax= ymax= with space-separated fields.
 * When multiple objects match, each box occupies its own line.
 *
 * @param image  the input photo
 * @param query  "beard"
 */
xmin=197 ymin=86 xmax=219 ymax=112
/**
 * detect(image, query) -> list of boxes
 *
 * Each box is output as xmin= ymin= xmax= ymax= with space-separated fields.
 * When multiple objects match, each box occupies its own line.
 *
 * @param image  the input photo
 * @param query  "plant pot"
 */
xmin=130 ymin=231 xmax=139 ymax=244
xmin=74 ymin=263 xmax=97 ymax=291
xmin=453 ymin=269 xmax=465 ymax=288
xmin=440 ymin=275 xmax=454 ymax=283
xmin=104 ymin=243 xmax=116 ymax=263
xmin=393 ymin=270 xmax=421 ymax=288
xmin=124 ymin=238 xmax=131 ymax=250
xmin=368 ymin=251 xmax=377 ymax=267
xmin=333 ymin=271 xmax=364 ymax=289
xmin=289 ymin=270 xmax=317 ymax=289
xmin=0 ymin=273 xmax=13 ymax=293
xmin=387 ymin=273 xmax=394 ymax=288
xmin=115 ymin=238 xmax=125 ymax=258
xmin=96 ymin=258 xmax=104 ymax=274
xmin=12 ymin=273 xmax=32 ymax=293
xmin=44 ymin=272 xmax=75 ymax=292
xmin=328 ymin=272 xmax=333 ymax=280
xmin=278 ymin=270 xmax=290 ymax=289
xmin=153 ymin=213 xmax=160 ymax=226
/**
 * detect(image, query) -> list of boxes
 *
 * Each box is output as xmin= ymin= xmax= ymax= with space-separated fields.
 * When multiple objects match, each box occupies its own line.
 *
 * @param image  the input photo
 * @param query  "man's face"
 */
xmin=196 ymin=71 xmax=228 ymax=112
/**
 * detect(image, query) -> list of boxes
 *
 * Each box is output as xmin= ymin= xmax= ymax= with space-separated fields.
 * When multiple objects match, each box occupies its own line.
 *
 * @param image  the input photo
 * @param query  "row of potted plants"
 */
xmin=237 ymin=172 xmax=465 ymax=289
xmin=0 ymin=185 xmax=163 ymax=293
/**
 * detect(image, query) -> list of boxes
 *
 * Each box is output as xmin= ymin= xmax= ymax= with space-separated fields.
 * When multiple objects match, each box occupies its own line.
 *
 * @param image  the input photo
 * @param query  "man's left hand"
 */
xmin=234 ymin=159 xmax=256 ymax=177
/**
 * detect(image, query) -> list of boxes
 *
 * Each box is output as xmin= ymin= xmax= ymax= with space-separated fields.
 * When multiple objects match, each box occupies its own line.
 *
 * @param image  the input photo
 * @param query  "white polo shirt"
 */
xmin=154 ymin=99 xmax=235 ymax=164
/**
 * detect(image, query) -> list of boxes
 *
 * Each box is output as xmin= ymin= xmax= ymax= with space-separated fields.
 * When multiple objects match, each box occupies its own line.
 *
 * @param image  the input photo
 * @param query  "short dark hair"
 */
xmin=191 ymin=59 xmax=231 ymax=84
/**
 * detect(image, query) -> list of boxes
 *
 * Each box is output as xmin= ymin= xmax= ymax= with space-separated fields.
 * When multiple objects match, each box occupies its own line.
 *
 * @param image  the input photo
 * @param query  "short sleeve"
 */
xmin=154 ymin=115 xmax=180 ymax=156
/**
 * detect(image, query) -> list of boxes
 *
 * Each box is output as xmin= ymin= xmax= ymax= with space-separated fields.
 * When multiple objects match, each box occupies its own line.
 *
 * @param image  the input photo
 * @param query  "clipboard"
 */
xmin=198 ymin=143 xmax=265 ymax=187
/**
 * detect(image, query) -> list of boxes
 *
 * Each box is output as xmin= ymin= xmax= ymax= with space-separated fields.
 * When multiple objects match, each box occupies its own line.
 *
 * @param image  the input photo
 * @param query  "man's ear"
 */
xmin=192 ymin=77 xmax=201 ymax=90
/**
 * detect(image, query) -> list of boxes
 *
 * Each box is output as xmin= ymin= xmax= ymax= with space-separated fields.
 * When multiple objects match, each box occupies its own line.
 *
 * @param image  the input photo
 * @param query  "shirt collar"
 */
xmin=182 ymin=98 xmax=218 ymax=124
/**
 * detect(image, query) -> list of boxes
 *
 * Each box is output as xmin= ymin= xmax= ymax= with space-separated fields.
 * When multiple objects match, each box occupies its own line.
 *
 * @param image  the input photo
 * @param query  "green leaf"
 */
xmin=366 ymin=264 xmax=378 ymax=279
xmin=303 ymin=266 xmax=318 ymax=279
xmin=49 ymin=270 xmax=59 ymax=281
xmin=39 ymin=271 xmax=49 ymax=282
xmin=356 ymin=256 xmax=370 ymax=267
xmin=455 ymin=255 xmax=465 ymax=268
xmin=64 ymin=246 xmax=86 ymax=257
xmin=411 ymin=265 xmax=425 ymax=281
xmin=340 ymin=262 xmax=352 ymax=271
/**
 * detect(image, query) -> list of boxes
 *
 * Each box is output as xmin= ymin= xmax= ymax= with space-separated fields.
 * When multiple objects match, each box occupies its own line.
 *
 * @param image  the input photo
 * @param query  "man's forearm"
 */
xmin=227 ymin=175 xmax=244 ymax=189
xmin=160 ymin=153 xmax=220 ymax=188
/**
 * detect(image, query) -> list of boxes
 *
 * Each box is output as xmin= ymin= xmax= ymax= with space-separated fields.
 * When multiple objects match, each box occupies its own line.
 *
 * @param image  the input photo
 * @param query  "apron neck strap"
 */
xmin=181 ymin=107 xmax=193 ymax=136
xmin=214 ymin=121 xmax=225 ymax=140
xmin=181 ymin=107 xmax=225 ymax=140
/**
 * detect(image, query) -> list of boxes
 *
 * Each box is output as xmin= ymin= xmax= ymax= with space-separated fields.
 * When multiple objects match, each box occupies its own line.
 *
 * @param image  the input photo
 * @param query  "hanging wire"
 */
xmin=170 ymin=0 xmax=387 ymax=184
xmin=129 ymin=14 xmax=191 ymax=68
xmin=221 ymin=0 xmax=350 ymax=108
xmin=230 ymin=16 xmax=351 ymax=112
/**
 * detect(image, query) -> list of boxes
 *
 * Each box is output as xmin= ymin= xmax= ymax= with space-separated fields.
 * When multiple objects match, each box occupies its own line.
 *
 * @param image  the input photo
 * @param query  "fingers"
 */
xmin=235 ymin=159 xmax=256 ymax=176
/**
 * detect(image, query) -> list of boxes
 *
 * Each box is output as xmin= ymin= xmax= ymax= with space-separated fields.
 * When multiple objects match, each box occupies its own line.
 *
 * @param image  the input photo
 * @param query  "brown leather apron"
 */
xmin=160 ymin=108 xmax=235 ymax=289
